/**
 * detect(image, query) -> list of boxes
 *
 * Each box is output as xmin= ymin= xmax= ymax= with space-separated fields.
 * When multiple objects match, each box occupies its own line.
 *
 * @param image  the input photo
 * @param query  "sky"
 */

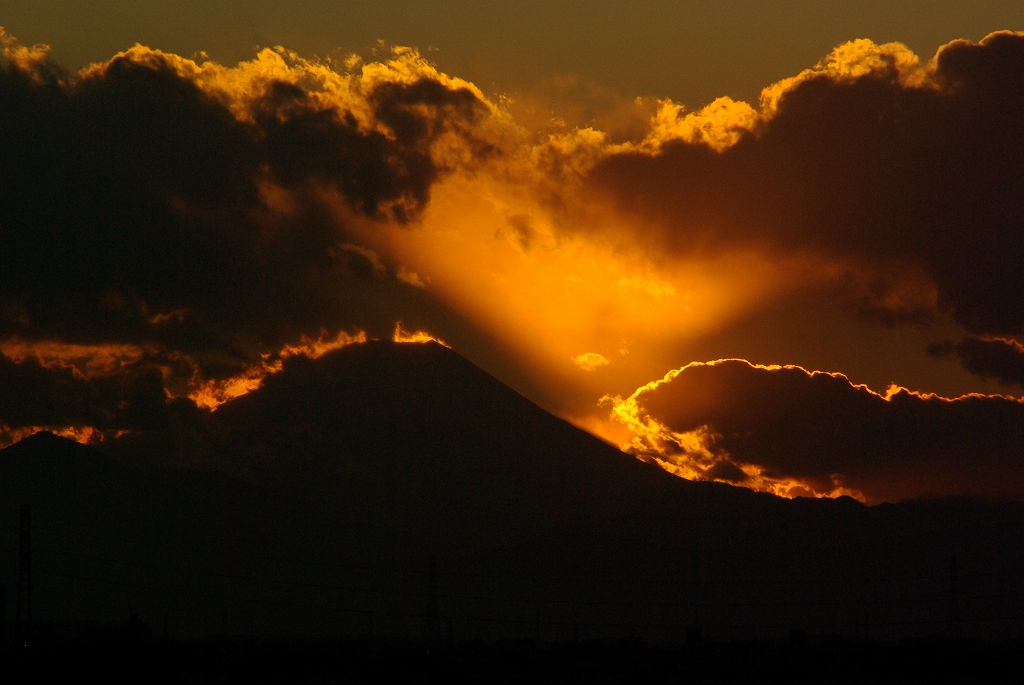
xmin=2 ymin=2 xmax=1024 ymax=504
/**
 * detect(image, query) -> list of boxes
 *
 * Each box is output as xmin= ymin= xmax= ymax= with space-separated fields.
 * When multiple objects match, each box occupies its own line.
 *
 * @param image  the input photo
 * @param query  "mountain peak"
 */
xmin=1 ymin=428 xmax=116 ymax=470
xmin=5 ymin=429 xmax=84 ymax=452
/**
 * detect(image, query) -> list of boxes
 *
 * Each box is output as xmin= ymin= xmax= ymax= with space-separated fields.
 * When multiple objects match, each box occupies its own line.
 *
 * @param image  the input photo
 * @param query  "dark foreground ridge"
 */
xmin=1 ymin=341 xmax=1024 ymax=661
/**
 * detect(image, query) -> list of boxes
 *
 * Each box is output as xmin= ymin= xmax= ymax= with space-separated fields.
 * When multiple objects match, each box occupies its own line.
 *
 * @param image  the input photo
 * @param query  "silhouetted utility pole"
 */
xmin=16 ymin=504 xmax=31 ymax=642
xmin=425 ymin=555 xmax=440 ymax=641
xmin=686 ymin=604 xmax=702 ymax=644
xmin=948 ymin=556 xmax=962 ymax=638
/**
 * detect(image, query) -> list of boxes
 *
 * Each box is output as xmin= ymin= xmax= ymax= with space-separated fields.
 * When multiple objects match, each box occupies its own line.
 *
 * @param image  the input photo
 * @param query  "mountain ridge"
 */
xmin=0 ymin=340 xmax=1021 ymax=641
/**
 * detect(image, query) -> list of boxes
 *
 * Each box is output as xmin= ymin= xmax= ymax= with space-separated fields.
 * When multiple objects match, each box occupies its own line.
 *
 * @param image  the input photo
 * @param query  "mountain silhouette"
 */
xmin=208 ymin=340 xmax=700 ymax=552
xmin=2 ymin=341 xmax=1024 ymax=642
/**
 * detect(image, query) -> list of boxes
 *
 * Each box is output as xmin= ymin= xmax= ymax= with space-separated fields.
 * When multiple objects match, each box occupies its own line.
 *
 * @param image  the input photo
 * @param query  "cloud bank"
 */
xmin=4 ymin=29 xmax=1024 ymax=503
xmin=608 ymin=360 xmax=1024 ymax=503
xmin=589 ymin=32 xmax=1024 ymax=335
xmin=0 ymin=34 xmax=502 ymax=433
xmin=930 ymin=336 xmax=1024 ymax=388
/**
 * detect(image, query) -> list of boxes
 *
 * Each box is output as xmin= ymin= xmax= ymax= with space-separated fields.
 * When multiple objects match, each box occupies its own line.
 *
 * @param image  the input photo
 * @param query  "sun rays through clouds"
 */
xmin=3 ymin=28 xmax=1024 ymax=502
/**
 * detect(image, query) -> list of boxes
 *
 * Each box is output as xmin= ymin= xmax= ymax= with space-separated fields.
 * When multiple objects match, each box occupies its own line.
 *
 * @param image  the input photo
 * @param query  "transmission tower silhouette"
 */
xmin=947 ymin=556 xmax=962 ymax=638
xmin=425 ymin=555 xmax=440 ymax=641
xmin=16 ymin=504 xmax=31 ymax=644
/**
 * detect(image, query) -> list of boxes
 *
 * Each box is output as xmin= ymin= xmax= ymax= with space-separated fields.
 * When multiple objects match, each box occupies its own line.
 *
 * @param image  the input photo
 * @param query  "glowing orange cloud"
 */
xmin=571 ymin=353 xmax=610 ymax=371
xmin=189 ymin=325 xmax=453 ymax=410
xmin=391 ymin=323 xmax=450 ymax=347
xmin=604 ymin=359 xmax=1024 ymax=503
xmin=602 ymin=360 xmax=873 ymax=500
xmin=22 ymin=34 xmax=1003 ymax=441
xmin=0 ymin=339 xmax=146 ymax=378
xmin=0 ymin=421 xmax=135 ymax=450
xmin=77 ymin=41 xmax=512 ymax=182
xmin=0 ymin=27 xmax=52 ymax=76
xmin=337 ymin=162 xmax=844 ymax=439
xmin=190 ymin=329 xmax=367 ymax=410
xmin=298 ymin=36 xmax=983 ymax=438
xmin=0 ymin=425 xmax=111 ymax=450
xmin=4 ymin=28 xmax=1024 ymax=504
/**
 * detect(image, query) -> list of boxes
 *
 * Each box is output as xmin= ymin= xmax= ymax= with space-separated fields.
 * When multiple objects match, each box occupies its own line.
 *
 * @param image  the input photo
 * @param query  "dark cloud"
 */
xmin=0 ymin=351 xmax=177 ymax=431
xmin=0 ymin=44 xmax=492 ymax=383
xmin=370 ymin=77 xmax=490 ymax=148
xmin=590 ymin=32 xmax=1024 ymax=335
xmin=929 ymin=335 xmax=1024 ymax=387
xmin=622 ymin=359 xmax=1024 ymax=502
xmin=254 ymin=77 xmax=475 ymax=218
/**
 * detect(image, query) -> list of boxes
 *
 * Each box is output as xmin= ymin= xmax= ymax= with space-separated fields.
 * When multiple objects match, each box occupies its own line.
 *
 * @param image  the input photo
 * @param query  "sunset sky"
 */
xmin=2 ymin=2 xmax=1024 ymax=504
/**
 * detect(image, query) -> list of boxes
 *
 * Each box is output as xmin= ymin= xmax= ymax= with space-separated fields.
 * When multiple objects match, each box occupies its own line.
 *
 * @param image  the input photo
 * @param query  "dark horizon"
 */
xmin=1 ymin=343 xmax=1023 ymax=642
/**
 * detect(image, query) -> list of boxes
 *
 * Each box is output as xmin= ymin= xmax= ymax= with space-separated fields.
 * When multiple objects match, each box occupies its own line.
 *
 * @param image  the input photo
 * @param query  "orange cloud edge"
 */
xmin=599 ymin=359 xmax=1024 ymax=504
xmin=5 ymin=335 xmax=1021 ymax=506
